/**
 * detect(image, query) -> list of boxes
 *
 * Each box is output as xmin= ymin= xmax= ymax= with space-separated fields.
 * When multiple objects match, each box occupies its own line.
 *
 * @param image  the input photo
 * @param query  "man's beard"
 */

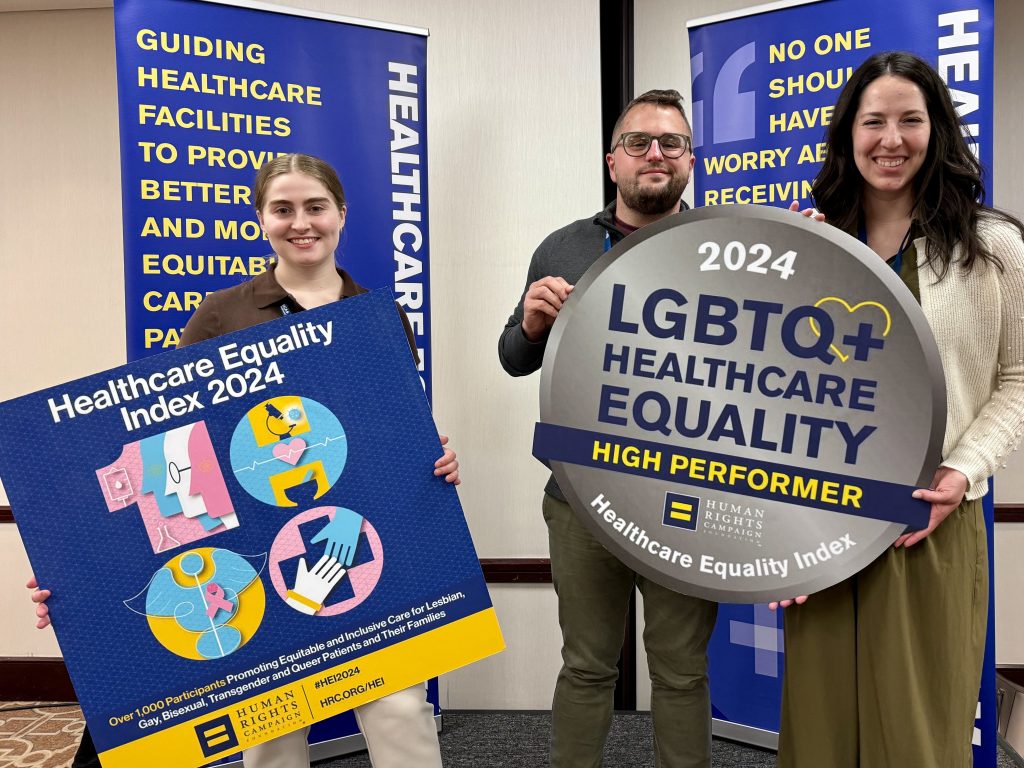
xmin=618 ymin=168 xmax=686 ymax=215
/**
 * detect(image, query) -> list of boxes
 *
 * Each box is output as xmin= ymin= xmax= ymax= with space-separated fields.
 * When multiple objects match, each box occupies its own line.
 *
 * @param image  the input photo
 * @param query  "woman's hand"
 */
xmin=26 ymin=576 xmax=52 ymax=629
xmin=768 ymin=595 xmax=808 ymax=611
xmin=434 ymin=434 xmax=460 ymax=485
xmin=895 ymin=466 xmax=968 ymax=547
xmin=788 ymin=200 xmax=826 ymax=221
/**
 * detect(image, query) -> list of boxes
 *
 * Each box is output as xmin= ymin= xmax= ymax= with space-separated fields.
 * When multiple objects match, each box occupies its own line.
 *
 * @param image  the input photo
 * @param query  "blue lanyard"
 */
xmin=858 ymin=222 xmax=913 ymax=275
xmin=604 ymin=231 xmax=612 ymax=253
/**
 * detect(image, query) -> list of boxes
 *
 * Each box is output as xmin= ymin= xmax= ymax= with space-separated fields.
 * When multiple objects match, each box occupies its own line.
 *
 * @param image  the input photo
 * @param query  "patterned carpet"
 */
xmin=2 ymin=703 xmax=1022 ymax=767
xmin=0 ymin=703 xmax=83 ymax=768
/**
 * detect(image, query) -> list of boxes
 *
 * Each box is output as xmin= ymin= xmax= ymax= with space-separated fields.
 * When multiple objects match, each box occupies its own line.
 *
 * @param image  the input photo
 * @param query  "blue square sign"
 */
xmin=663 ymin=493 xmax=700 ymax=531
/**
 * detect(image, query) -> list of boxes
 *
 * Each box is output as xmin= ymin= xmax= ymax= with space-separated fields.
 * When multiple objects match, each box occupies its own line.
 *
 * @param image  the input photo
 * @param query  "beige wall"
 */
xmin=0 ymin=0 xmax=601 ymax=709
xmin=0 ymin=6 xmax=125 ymax=656
xmin=0 ymin=9 xmax=126 ymax=396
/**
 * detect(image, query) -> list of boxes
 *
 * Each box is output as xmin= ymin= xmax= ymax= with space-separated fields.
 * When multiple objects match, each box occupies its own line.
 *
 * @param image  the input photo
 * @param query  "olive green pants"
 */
xmin=543 ymin=494 xmax=719 ymax=768
xmin=779 ymin=498 xmax=987 ymax=767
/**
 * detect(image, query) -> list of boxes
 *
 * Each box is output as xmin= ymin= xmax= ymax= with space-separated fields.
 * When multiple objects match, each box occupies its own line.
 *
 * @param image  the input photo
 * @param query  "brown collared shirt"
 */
xmin=179 ymin=263 xmax=420 ymax=364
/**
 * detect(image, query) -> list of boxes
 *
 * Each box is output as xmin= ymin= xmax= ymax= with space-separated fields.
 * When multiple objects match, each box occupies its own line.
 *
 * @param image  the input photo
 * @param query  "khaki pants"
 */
xmin=241 ymin=683 xmax=441 ymax=768
xmin=779 ymin=498 xmax=987 ymax=768
xmin=543 ymin=494 xmax=718 ymax=768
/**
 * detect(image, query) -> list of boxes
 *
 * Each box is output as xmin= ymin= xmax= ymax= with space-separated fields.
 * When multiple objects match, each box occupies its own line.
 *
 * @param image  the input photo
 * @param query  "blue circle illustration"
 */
xmin=229 ymin=396 xmax=348 ymax=507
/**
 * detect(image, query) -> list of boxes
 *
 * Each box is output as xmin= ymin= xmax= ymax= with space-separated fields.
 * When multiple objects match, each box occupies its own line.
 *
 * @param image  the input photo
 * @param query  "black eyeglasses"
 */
xmin=167 ymin=461 xmax=191 ymax=485
xmin=613 ymin=132 xmax=692 ymax=158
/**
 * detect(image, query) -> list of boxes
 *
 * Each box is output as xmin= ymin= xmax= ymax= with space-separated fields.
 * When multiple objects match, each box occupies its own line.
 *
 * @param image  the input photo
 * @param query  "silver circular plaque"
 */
xmin=535 ymin=205 xmax=945 ymax=602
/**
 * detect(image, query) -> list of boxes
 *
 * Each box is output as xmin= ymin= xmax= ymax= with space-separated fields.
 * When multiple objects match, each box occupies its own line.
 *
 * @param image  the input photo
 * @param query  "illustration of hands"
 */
xmin=286 ymin=554 xmax=346 ymax=615
xmin=309 ymin=507 xmax=364 ymax=566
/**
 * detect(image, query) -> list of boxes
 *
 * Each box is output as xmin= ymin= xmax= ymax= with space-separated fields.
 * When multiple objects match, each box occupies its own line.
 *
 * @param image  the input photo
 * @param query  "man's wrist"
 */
xmin=521 ymin=322 xmax=547 ymax=343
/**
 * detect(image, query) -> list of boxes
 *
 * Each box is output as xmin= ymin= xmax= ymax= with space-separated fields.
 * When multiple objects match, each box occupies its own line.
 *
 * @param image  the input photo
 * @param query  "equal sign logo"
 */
xmin=194 ymin=714 xmax=239 ymax=757
xmin=663 ymin=492 xmax=700 ymax=530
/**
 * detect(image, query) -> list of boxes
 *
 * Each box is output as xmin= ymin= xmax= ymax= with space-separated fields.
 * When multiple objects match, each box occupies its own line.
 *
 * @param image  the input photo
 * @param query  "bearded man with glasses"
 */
xmin=498 ymin=89 xmax=717 ymax=768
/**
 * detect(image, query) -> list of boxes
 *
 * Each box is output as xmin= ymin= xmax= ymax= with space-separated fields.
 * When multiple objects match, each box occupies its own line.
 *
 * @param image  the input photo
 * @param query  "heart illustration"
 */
xmin=272 ymin=438 xmax=308 ymax=466
xmin=810 ymin=297 xmax=892 ymax=363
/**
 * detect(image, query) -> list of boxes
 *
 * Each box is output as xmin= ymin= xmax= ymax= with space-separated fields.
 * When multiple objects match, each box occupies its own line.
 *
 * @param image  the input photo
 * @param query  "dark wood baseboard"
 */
xmin=0 ymin=657 xmax=75 ymax=702
xmin=996 ymin=504 xmax=1024 ymax=523
xmin=479 ymin=558 xmax=552 ymax=583
xmin=999 ymin=666 xmax=1024 ymax=687
xmin=0 ymin=558 xmax=552 ymax=702
xmin=5 ymin=504 xmax=1024 ymax=524
xmin=11 ymin=502 xmax=1024 ymax=702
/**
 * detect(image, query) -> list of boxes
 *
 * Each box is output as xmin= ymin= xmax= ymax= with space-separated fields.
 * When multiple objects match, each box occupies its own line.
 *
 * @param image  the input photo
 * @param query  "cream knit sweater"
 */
xmin=916 ymin=216 xmax=1024 ymax=499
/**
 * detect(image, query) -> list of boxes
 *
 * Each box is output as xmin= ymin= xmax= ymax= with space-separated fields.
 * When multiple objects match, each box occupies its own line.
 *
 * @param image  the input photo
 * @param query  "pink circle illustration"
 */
xmin=269 ymin=506 xmax=384 ymax=617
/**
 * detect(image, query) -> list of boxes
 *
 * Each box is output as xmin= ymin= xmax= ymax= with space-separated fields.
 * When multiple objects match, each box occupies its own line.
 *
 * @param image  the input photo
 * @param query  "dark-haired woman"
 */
xmin=774 ymin=50 xmax=1024 ymax=767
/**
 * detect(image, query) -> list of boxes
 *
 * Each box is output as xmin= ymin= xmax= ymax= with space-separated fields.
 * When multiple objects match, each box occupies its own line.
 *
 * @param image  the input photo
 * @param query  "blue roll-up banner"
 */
xmin=688 ymin=0 xmax=996 ymax=762
xmin=108 ymin=0 xmax=436 ymax=761
xmin=113 ymin=0 xmax=433 ymax=399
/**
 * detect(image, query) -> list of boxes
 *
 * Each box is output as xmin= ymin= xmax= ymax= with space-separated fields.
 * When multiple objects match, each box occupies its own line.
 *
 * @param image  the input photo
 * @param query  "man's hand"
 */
xmin=27 ymin=577 xmax=52 ymax=629
xmin=522 ymin=276 xmax=574 ymax=341
xmin=895 ymin=466 xmax=969 ymax=548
